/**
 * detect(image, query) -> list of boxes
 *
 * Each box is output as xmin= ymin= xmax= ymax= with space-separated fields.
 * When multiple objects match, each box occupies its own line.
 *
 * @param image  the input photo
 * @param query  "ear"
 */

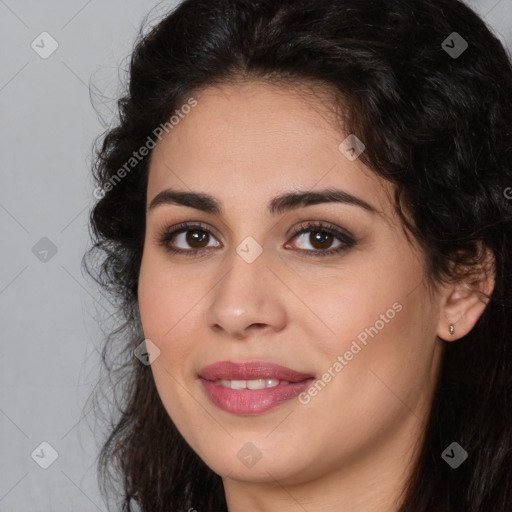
xmin=436 ymin=246 xmax=495 ymax=341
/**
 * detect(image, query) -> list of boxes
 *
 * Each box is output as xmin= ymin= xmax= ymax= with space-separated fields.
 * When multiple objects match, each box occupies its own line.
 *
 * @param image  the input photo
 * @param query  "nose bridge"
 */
xmin=205 ymin=241 xmax=287 ymax=337
xmin=215 ymin=241 xmax=268 ymax=312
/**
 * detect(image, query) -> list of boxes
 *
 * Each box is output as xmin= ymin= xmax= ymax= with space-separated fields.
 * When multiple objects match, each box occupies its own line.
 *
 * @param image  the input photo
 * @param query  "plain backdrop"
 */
xmin=0 ymin=1 xmax=511 ymax=510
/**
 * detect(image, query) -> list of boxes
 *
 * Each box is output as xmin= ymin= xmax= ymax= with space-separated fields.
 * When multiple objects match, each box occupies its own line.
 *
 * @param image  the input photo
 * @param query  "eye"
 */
xmin=157 ymin=221 xmax=220 ymax=255
xmin=285 ymin=221 xmax=356 ymax=257
xmin=156 ymin=220 xmax=356 ymax=257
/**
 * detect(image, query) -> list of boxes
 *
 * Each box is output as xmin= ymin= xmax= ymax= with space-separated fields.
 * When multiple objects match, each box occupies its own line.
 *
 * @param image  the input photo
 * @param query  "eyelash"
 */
xmin=156 ymin=220 xmax=356 ymax=258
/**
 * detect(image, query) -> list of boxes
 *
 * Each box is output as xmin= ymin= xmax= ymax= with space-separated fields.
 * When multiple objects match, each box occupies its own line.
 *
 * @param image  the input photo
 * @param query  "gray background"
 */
xmin=0 ymin=1 xmax=510 ymax=510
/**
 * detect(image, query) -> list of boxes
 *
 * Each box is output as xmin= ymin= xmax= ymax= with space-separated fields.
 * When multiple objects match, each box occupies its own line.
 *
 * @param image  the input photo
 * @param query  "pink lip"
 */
xmin=199 ymin=360 xmax=313 ymax=382
xmin=199 ymin=361 xmax=314 ymax=415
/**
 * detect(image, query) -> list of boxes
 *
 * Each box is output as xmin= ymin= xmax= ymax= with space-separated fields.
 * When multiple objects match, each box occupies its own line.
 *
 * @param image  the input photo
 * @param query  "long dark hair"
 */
xmin=83 ymin=0 xmax=512 ymax=510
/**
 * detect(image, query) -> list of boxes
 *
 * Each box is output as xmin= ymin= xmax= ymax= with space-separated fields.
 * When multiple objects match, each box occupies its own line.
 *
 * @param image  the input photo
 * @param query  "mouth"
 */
xmin=210 ymin=378 xmax=293 ymax=389
xmin=199 ymin=360 xmax=315 ymax=415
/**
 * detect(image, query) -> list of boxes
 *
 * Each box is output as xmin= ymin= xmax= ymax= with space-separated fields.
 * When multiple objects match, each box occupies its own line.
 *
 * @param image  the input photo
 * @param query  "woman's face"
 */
xmin=138 ymin=81 xmax=445 ymax=489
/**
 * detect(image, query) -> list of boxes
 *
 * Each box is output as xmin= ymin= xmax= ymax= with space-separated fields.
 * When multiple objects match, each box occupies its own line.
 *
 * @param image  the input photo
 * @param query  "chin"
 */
xmin=194 ymin=439 xmax=315 ymax=485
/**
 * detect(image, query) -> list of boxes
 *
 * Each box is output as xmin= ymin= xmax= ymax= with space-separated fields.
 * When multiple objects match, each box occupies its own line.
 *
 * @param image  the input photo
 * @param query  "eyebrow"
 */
xmin=147 ymin=187 xmax=377 ymax=215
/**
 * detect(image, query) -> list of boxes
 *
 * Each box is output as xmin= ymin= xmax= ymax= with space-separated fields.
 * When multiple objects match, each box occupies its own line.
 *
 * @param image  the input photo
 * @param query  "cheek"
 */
xmin=299 ymin=261 xmax=438 ymax=420
xmin=305 ymin=294 xmax=439 ymax=433
xmin=297 ymin=265 xmax=405 ymax=361
xmin=287 ymin=301 xmax=439 ymax=480
xmin=137 ymin=252 xmax=212 ymax=414
xmin=137 ymin=257 xmax=203 ymax=422
xmin=137 ymin=251 xmax=203 ymax=341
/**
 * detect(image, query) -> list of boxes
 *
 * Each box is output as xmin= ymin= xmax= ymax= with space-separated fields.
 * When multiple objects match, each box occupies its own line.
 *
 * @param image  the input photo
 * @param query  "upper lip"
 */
xmin=199 ymin=360 xmax=314 ymax=382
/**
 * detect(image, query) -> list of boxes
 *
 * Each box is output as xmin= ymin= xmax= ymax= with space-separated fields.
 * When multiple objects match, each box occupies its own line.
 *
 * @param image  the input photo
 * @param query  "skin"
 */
xmin=137 ymin=80 xmax=494 ymax=512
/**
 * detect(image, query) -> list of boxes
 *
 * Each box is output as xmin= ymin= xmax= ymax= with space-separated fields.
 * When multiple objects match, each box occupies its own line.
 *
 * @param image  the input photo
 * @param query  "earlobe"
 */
xmin=438 ymin=290 xmax=491 ymax=341
xmin=437 ymin=248 xmax=495 ymax=342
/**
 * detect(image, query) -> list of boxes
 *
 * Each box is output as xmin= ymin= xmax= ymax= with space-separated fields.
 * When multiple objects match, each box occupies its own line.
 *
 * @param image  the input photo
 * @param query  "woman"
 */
xmin=83 ymin=0 xmax=512 ymax=510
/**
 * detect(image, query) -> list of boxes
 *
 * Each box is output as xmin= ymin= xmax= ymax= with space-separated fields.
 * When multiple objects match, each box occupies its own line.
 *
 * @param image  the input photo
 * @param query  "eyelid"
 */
xmin=151 ymin=220 xmax=219 ymax=244
xmin=287 ymin=220 xmax=355 ymax=242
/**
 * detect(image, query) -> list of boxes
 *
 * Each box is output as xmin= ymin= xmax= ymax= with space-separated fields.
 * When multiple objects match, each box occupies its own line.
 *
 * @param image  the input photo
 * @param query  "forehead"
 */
xmin=146 ymin=80 xmax=394 ymax=219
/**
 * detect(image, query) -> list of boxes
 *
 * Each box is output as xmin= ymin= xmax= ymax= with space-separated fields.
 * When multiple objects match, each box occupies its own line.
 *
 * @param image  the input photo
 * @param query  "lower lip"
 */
xmin=200 ymin=378 xmax=314 ymax=415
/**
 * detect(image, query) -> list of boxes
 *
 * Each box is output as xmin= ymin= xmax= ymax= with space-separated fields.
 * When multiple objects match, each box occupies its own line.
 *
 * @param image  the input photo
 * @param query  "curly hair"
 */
xmin=83 ymin=0 xmax=512 ymax=510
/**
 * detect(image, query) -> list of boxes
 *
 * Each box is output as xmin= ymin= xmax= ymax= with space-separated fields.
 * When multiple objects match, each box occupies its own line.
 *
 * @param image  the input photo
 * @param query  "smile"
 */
xmin=199 ymin=360 xmax=315 ymax=415
xmin=215 ymin=378 xmax=287 ymax=389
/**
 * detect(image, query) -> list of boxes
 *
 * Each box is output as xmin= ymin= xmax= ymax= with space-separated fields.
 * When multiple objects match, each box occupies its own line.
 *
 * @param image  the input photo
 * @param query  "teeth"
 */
xmin=217 ymin=379 xmax=286 ymax=389
xmin=247 ymin=379 xmax=267 ymax=390
xmin=230 ymin=380 xmax=247 ymax=390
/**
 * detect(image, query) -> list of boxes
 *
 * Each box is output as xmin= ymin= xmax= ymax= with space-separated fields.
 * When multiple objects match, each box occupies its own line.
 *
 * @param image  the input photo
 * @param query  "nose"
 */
xmin=205 ymin=249 xmax=288 ymax=340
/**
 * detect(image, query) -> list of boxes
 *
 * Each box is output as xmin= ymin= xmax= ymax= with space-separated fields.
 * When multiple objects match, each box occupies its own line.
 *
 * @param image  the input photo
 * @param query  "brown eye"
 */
xmin=291 ymin=229 xmax=345 ymax=252
xmin=286 ymin=221 xmax=356 ymax=257
xmin=158 ymin=223 xmax=221 ymax=254
xmin=158 ymin=221 xmax=355 ymax=257
xmin=169 ymin=228 xmax=219 ymax=251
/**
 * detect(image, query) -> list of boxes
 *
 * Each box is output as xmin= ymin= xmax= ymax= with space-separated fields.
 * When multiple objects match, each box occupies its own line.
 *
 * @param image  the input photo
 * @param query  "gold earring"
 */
xmin=449 ymin=324 xmax=455 ymax=337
